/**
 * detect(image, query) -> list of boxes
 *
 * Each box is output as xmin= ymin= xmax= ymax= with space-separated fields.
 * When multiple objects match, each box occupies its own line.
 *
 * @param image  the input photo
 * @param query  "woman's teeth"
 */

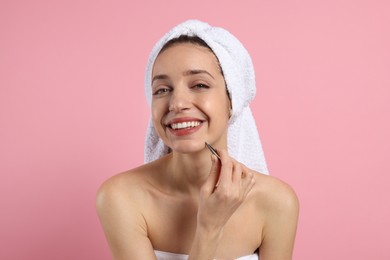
xmin=170 ymin=121 xmax=201 ymax=130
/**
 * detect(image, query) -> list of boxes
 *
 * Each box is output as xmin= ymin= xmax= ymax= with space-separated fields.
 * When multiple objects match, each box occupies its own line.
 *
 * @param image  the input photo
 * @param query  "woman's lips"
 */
xmin=165 ymin=117 xmax=204 ymax=136
xmin=170 ymin=121 xmax=201 ymax=130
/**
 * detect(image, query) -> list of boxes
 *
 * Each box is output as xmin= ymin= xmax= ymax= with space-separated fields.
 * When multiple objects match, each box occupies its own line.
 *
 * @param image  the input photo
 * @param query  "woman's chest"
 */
xmin=145 ymin=196 xmax=263 ymax=256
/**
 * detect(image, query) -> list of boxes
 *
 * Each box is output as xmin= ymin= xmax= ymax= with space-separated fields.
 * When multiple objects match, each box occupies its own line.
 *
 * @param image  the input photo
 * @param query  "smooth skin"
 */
xmin=96 ymin=43 xmax=299 ymax=260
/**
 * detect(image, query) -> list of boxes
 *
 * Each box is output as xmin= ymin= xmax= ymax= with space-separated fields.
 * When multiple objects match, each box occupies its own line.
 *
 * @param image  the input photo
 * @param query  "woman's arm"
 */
xmin=96 ymin=177 xmax=157 ymax=260
xmin=259 ymin=178 xmax=299 ymax=260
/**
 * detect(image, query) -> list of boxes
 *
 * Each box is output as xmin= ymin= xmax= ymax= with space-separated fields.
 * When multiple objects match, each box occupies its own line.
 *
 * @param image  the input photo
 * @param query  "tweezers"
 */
xmin=205 ymin=142 xmax=221 ymax=160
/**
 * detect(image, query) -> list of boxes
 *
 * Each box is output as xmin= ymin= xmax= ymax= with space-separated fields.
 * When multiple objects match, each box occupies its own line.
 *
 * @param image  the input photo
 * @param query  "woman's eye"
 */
xmin=192 ymin=84 xmax=209 ymax=89
xmin=153 ymin=88 xmax=170 ymax=95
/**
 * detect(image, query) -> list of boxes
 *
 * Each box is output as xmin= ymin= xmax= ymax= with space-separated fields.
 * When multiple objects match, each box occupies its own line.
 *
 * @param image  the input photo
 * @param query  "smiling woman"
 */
xmin=152 ymin=43 xmax=230 ymax=153
xmin=96 ymin=20 xmax=299 ymax=260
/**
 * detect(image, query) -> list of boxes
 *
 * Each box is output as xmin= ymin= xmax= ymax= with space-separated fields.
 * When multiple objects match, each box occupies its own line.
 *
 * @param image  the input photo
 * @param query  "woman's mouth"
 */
xmin=170 ymin=121 xmax=201 ymax=130
xmin=166 ymin=119 xmax=204 ymax=136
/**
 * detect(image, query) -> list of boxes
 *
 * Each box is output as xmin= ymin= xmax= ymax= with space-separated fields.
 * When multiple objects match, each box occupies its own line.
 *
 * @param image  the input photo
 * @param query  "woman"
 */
xmin=96 ymin=20 xmax=299 ymax=260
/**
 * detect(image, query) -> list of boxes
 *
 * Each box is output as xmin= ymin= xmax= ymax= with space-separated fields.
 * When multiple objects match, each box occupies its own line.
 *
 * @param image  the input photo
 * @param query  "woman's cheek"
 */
xmin=151 ymin=108 xmax=165 ymax=136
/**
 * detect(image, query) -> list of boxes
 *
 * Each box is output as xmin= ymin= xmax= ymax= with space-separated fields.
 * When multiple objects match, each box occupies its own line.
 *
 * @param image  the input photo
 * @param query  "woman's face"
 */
xmin=151 ymin=43 xmax=231 ymax=154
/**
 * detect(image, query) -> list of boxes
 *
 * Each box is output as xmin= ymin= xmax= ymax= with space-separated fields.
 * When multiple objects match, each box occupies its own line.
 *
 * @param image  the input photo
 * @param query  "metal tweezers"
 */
xmin=205 ymin=142 xmax=221 ymax=160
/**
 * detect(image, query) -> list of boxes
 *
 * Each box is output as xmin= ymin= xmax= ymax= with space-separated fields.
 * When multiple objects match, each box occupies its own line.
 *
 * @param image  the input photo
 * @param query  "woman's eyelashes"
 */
xmin=153 ymin=86 xmax=171 ymax=96
xmin=191 ymin=83 xmax=210 ymax=90
xmin=152 ymin=83 xmax=210 ymax=96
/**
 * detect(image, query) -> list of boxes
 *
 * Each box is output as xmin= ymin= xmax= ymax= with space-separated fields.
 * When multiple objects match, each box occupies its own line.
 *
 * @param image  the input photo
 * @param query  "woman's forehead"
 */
xmin=152 ymin=43 xmax=222 ymax=76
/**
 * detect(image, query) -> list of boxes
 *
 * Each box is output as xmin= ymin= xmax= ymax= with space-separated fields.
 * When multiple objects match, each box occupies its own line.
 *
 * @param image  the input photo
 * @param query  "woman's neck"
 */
xmin=165 ymin=146 xmax=218 ymax=196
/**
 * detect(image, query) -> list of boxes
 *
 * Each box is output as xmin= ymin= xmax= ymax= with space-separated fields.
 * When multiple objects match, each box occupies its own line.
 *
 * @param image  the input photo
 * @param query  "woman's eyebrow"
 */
xmin=152 ymin=69 xmax=215 ymax=84
xmin=152 ymin=74 xmax=169 ymax=84
xmin=183 ymin=69 xmax=215 ymax=79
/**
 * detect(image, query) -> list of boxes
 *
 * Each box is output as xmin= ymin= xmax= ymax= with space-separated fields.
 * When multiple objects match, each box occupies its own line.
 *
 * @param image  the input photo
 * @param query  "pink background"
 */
xmin=1 ymin=0 xmax=389 ymax=259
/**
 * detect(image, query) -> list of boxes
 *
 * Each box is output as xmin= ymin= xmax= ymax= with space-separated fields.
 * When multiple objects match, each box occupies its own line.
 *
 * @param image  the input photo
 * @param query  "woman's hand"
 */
xmin=197 ymin=149 xmax=256 ymax=234
xmin=188 ymin=149 xmax=255 ymax=259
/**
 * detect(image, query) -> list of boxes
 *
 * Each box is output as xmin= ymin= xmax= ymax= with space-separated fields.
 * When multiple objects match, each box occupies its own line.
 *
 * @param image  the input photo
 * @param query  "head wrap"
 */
xmin=144 ymin=20 xmax=268 ymax=174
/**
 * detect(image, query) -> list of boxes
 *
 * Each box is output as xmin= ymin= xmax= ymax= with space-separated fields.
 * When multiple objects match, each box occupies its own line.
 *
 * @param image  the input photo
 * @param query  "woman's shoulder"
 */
xmin=95 ymin=162 xmax=165 ymax=259
xmin=249 ymin=173 xmax=299 ymax=255
xmin=95 ymin=161 xmax=160 ymax=211
xmin=251 ymin=172 xmax=299 ymax=216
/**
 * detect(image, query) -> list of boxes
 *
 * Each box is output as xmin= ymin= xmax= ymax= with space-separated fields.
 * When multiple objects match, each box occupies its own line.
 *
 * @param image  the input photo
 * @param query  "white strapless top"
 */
xmin=155 ymin=250 xmax=259 ymax=260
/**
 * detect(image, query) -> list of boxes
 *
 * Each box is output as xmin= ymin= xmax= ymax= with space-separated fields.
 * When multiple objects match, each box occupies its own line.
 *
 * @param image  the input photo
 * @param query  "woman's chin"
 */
xmin=169 ymin=140 xmax=206 ymax=154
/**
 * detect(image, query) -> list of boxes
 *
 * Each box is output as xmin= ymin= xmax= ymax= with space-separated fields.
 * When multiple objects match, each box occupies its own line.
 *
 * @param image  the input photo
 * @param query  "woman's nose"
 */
xmin=168 ymin=88 xmax=191 ymax=112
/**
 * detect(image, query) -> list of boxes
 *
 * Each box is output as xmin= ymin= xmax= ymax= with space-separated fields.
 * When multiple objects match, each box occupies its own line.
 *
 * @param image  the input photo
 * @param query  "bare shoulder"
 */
xmin=251 ymin=172 xmax=299 ymax=213
xmin=96 ymin=164 xmax=150 ymax=209
xmin=249 ymin=172 xmax=299 ymax=232
xmin=95 ymin=163 xmax=158 ymax=259
xmin=250 ymin=173 xmax=299 ymax=258
xmin=95 ymin=163 xmax=153 ymax=232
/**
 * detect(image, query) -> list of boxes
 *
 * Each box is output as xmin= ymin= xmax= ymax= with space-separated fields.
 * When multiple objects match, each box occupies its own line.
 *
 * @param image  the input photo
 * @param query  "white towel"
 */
xmin=144 ymin=20 xmax=268 ymax=174
xmin=154 ymin=250 xmax=259 ymax=260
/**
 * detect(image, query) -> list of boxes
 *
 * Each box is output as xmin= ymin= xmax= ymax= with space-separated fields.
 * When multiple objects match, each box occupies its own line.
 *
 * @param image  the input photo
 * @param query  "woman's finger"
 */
xmin=214 ymin=149 xmax=233 ymax=191
xmin=241 ymin=168 xmax=255 ymax=198
xmin=231 ymin=160 xmax=242 ymax=183
xmin=201 ymin=155 xmax=220 ymax=196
